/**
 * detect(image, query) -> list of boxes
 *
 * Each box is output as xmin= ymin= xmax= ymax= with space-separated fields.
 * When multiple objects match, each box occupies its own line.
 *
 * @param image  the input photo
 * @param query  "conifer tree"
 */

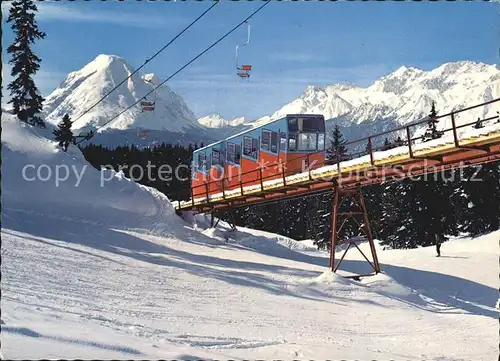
xmin=326 ymin=124 xmax=348 ymax=162
xmin=6 ymin=0 xmax=46 ymax=127
xmin=429 ymin=102 xmax=437 ymax=118
xmin=53 ymin=114 xmax=74 ymax=152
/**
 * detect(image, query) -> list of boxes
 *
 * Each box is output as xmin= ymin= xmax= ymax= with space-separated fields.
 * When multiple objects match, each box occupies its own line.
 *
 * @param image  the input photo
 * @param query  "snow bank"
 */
xmin=189 ymin=213 xmax=320 ymax=253
xmin=299 ymin=270 xmax=355 ymax=288
xmin=2 ymin=113 xmax=175 ymax=231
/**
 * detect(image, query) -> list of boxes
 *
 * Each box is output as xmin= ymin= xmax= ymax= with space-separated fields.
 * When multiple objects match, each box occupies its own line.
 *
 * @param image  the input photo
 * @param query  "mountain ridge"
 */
xmin=41 ymin=56 xmax=498 ymax=148
xmin=200 ymin=61 xmax=498 ymax=135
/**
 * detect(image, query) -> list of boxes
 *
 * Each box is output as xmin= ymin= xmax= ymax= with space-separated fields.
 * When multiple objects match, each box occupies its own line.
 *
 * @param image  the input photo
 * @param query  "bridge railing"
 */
xmin=172 ymin=98 xmax=500 ymax=208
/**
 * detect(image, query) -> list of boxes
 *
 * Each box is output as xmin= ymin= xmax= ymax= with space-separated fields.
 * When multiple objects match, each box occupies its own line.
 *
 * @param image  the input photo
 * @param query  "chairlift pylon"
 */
xmin=236 ymin=21 xmax=252 ymax=79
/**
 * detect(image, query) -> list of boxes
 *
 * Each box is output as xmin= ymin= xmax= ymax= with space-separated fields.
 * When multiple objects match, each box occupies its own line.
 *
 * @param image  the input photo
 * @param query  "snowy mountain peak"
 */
xmin=75 ymin=54 xmax=137 ymax=81
xmin=301 ymin=85 xmax=330 ymax=101
xmin=198 ymin=113 xmax=248 ymax=128
xmin=88 ymin=54 xmax=127 ymax=68
xmin=143 ymin=73 xmax=161 ymax=85
xmin=268 ymin=83 xmax=353 ymax=122
xmin=265 ymin=60 xmax=499 ymax=127
xmin=390 ymin=65 xmax=422 ymax=77
xmin=435 ymin=60 xmax=489 ymax=74
xmin=43 ymin=54 xmax=201 ymax=134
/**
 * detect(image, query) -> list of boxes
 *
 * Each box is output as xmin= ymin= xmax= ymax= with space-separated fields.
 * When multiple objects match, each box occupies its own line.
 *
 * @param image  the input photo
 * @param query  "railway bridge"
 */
xmin=173 ymin=98 xmax=500 ymax=278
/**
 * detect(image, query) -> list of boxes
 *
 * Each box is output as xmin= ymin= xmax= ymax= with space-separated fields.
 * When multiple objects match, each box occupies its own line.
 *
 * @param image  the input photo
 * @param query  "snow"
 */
xmin=42 ymin=54 xmax=201 ymax=134
xmin=2 ymin=111 xmax=499 ymax=360
xmin=198 ymin=113 xmax=249 ymax=128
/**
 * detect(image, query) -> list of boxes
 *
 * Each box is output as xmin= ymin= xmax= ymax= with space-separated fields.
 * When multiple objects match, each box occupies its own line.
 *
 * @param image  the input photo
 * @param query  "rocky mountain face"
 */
xmin=43 ymin=54 xmax=202 ymax=134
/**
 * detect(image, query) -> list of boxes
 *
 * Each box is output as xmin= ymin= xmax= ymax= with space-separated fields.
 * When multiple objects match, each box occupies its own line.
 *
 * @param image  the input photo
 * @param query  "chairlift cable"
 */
xmin=71 ymin=0 xmax=220 ymax=124
xmin=76 ymin=0 xmax=271 ymax=145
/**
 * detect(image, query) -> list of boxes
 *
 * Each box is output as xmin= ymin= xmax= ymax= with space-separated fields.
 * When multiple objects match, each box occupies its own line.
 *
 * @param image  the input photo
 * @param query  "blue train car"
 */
xmin=192 ymin=114 xmax=325 ymax=197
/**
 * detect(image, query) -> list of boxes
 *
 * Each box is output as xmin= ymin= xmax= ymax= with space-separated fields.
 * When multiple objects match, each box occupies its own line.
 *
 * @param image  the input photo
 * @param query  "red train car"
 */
xmin=191 ymin=114 xmax=326 ymax=199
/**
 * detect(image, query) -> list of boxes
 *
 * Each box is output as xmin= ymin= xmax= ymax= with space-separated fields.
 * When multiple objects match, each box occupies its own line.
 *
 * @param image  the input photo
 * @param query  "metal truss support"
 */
xmin=329 ymin=186 xmax=381 ymax=277
xmin=211 ymin=208 xmax=237 ymax=231
xmin=226 ymin=210 xmax=237 ymax=231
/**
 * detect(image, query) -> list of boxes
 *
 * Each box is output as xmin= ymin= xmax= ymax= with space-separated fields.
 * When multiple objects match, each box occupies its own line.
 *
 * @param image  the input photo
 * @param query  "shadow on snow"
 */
xmin=4 ymin=208 xmax=497 ymax=318
xmin=2 ymin=326 xmax=142 ymax=355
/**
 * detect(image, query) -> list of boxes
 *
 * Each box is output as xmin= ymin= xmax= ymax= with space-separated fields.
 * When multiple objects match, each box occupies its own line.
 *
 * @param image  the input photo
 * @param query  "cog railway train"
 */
xmin=191 ymin=114 xmax=326 ymax=198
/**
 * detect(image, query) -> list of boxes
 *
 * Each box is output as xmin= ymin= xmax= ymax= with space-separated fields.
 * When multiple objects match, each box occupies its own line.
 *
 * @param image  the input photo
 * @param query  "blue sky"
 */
xmin=2 ymin=0 xmax=498 ymax=120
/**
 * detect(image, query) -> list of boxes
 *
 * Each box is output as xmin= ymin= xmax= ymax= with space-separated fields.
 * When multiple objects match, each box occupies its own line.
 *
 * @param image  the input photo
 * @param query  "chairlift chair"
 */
xmin=140 ymin=77 xmax=157 ymax=111
xmin=236 ymin=21 xmax=252 ymax=79
xmin=140 ymin=100 xmax=155 ymax=112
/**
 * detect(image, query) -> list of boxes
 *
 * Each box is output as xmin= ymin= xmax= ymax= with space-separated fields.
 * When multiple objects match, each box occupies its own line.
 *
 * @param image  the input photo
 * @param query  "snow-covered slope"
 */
xmin=2 ymin=112 xmax=498 ymax=360
xmin=1 ymin=111 xmax=175 ymax=227
xmin=267 ymin=61 xmax=499 ymax=126
xmin=43 ymin=54 xmax=201 ymax=134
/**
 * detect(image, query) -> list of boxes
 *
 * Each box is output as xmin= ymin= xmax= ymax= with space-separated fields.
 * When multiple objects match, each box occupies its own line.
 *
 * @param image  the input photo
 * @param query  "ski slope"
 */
xmin=2 ymin=113 xmax=498 ymax=360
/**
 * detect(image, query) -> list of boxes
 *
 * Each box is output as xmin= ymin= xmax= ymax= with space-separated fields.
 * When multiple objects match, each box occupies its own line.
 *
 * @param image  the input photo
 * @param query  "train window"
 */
xmin=271 ymin=131 xmax=278 ymax=153
xmin=227 ymin=143 xmax=235 ymax=163
xmin=303 ymin=117 xmax=325 ymax=132
xmin=243 ymin=136 xmax=258 ymax=159
xmin=212 ymin=148 xmax=223 ymax=167
xmin=198 ymin=153 xmax=206 ymax=173
xmin=261 ymin=130 xmax=271 ymax=151
xmin=289 ymin=134 xmax=297 ymax=151
xmin=243 ymin=137 xmax=251 ymax=157
xmin=280 ymin=132 xmax=287 ymax=151
xmin=227 ymin=142 xmax=241 ymax=165
xmin=318 ymin=133 xmax=325 ymax=150
xmin=288 ymin=116 xmax=325 ymax=132
xmin=298 ymin=133 xmax=317 ymax=151
xmin=235 ymin=143 xmax=242 ymax=164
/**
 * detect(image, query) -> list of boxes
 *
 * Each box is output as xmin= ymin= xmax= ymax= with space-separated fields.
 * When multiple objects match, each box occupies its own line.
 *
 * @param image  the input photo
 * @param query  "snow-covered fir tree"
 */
xmin=6 ymin=0 xmax=46 ymax=127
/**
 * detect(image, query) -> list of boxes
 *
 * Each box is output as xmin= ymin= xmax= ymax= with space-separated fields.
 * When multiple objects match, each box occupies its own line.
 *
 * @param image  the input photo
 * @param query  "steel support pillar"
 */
xmin=210 ymin=210 xmax=215 ymax=228
xmin=329 ymin=186 xmax=381 ymax=276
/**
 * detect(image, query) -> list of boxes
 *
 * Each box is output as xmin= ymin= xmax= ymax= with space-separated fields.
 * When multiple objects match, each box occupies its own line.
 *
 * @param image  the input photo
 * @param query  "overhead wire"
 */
xmin=72 ymin=0 xmax=220 ymax=124
xmin=76 ymin=0 xmax=271 ymax=145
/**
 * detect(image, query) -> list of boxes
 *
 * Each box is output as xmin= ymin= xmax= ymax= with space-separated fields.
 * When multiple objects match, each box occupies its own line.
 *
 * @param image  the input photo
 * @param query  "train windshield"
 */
xmin=287 ymin=116 xmax=325 ymax=132
xmin=287 ymin=115 xmax=326 ymax=152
